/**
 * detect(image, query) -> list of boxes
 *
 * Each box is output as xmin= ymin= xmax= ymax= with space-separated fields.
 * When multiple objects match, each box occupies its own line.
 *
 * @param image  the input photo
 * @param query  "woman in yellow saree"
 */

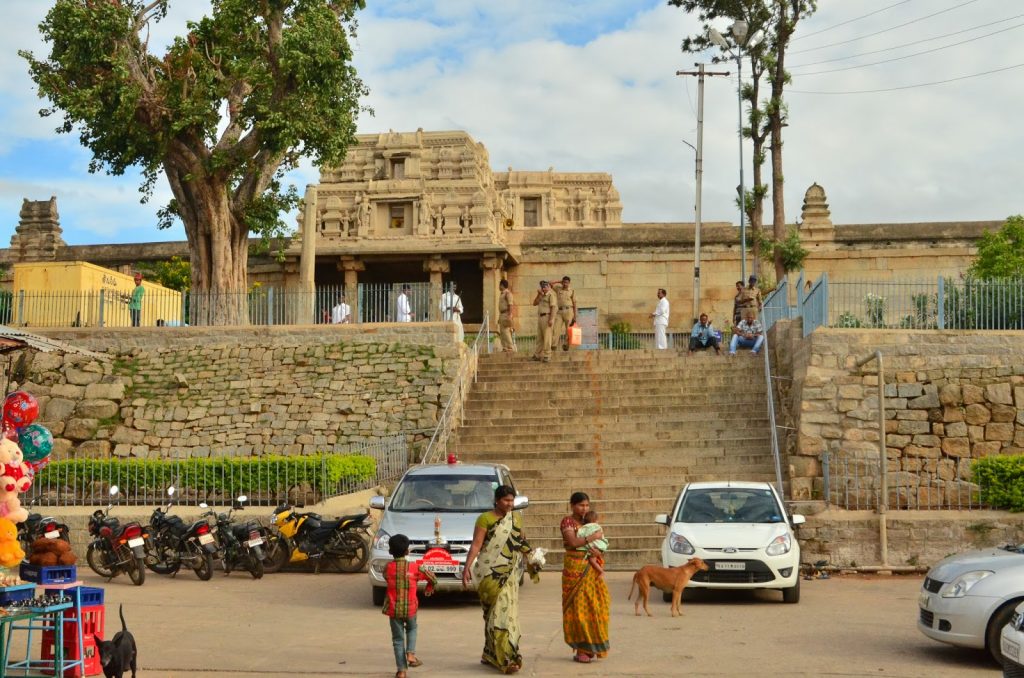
xmin=463 ymin=485 xmax=532 ymax=674
xmin=560 ymin=491 xmax=610 ymax=663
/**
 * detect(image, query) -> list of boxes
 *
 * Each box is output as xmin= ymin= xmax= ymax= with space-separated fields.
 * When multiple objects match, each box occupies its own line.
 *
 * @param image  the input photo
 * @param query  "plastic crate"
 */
xmin=41 ymin=631 xmax=101 ymax=677
xmin=0 ymin=583 xmax=35 ymax=605
xmin=20 ymin=563 xmax=77 ymax=584
xmin=44 ymin=585 xmax=104 ymax=608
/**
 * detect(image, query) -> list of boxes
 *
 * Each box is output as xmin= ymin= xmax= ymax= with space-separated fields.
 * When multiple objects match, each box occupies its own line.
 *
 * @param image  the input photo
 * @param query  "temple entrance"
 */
xmin=447 ymin=259 xmax=483 ymax=325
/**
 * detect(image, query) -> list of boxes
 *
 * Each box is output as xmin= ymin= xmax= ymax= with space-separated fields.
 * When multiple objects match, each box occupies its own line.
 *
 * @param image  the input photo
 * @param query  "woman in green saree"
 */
xmin=462 ymin=485 xmax=532 ymax=674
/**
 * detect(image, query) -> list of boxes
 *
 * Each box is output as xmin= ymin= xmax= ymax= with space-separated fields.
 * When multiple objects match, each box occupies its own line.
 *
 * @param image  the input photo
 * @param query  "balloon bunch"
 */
xmin=0 ymin=391 xmax=54 ymax=526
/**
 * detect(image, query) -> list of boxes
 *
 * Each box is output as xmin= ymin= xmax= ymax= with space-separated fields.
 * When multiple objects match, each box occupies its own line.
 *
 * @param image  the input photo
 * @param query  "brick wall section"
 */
xmin=771 ymin=323 xmax=1024 ymax=504
xmin=18 ymin=324 xmax=466 ymax=458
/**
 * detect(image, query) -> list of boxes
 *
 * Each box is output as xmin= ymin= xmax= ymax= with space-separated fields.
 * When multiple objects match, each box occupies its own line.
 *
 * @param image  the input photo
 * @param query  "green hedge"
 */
xmin=972 ymin=456 xmax=1024 ymax=511
xmin=40 ymin=454 xmax=377 ymax=498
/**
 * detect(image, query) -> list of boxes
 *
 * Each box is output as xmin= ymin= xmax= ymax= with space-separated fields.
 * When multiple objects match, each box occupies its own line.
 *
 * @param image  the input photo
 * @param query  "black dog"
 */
xmin=94 ymin=604 xmax=137 ymax=678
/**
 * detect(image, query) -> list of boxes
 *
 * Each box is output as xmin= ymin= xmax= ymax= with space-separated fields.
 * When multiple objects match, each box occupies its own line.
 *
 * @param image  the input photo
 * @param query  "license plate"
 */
xmin=44 ymin=530 xmax=60 ymax=539
xmin=247 ymin=538 xmax=264 ymax=547
xmin=1004 ymin=638 xmax=1020 ymax=662
xmin=422 ymin=564 xmax=462 ymax=575
xmin=127 ymin=537 xmax=145 ymax=548
xmin=715 ymin=561 xmax=745 ymax=571
xmin=198 ymin=533 xmax=215 ymax=545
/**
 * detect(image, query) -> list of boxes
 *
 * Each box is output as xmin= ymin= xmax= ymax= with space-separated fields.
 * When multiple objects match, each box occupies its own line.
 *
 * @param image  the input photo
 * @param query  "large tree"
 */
xmin=672 ymin=0 xmax=815 ymax=283
xmin=969 ymin=215 xmax=1024 ymax=279
xmin=21 ymin=0 xmax=368 ymax=324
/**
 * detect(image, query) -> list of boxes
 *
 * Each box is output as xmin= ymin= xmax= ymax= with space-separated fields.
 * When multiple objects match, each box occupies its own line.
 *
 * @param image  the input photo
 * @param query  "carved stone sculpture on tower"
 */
xmin=10 ymin=197 xmax=66 ymax=262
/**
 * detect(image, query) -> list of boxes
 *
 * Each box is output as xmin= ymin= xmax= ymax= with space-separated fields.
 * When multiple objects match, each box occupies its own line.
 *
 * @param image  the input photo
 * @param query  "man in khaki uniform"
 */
xmin=497 ymin=279 xmax=516 ymax=352
xmin=532 ymin=280 xmax=556 ymax=362
xmin=737 ymin=274 xmax=763 ymax=320
xmin=550 ymin=275 xmax=577 ymax=351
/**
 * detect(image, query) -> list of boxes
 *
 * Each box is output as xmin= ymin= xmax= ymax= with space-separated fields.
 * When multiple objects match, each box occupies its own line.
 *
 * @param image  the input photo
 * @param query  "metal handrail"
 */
xmin=420 ymin=313 xmax=489 ymax=465
xmin=854 ymin=349 xmax=889 ymax=567
xmin=761 ymin=330 xmax=785 ymax=501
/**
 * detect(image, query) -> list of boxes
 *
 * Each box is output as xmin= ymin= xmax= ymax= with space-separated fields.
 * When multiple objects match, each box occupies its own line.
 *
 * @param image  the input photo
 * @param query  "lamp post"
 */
xmin=709 ymin=20 xmax=763 ymax=283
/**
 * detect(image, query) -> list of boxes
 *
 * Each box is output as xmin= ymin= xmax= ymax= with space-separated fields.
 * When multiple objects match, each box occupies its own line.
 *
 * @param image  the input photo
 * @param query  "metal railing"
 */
xmin=762 ymin=277 xmax=797 ymax=331
xmin=24 ymin=436 xmax=408 ymax=507
xmin=822 ymin=450 xmax=987 ymax=510
xmin=420 ymin=314 xmax=490 ymax=465
xmin=801 ymin=272 xmax=829 ymax=337
xmin=761 ymin=330 xmax=786 ymax=500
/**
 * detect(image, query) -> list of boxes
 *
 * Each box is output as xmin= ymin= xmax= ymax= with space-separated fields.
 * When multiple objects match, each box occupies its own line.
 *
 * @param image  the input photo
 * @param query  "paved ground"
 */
xmin=8 ymin=569 xmax=999 ymax=677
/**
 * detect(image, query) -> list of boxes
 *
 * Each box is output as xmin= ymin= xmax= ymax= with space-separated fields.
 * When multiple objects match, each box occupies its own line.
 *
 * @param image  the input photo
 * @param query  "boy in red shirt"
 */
xmin=382 ymin=533 xmax=437 ymax=678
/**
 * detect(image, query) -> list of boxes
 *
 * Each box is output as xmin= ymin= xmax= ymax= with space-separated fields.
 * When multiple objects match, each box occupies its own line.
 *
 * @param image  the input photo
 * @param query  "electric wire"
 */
xmin=790 ymin=0 xmax=984 ymax=55
xmin=790 ymin=12 xmax=1024 ymax=68
xmin=791 ymin=0 xmax=913 ymax=43
xmin=794 ymin=21 xmax=1024 ymax=76
xmin=789 ymin=61 xmax=1024 ymax=94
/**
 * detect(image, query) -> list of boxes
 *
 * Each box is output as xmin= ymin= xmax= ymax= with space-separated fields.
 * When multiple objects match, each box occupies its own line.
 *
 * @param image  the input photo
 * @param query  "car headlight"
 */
xmin=941 ymin=570 xmax=993 ymax=598
xmin=669 ymin=532 xmax=695 ymax=555
xmin=372 ymin=530 xmax=391 ymax=552
xmin=765 ymin=533 xmax=791 ymax=556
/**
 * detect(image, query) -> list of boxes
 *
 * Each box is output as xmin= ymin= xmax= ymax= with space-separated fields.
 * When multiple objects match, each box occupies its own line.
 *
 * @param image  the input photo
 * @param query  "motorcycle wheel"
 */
xmin=127 ymin=555 xmax=146 ymax=586
xmin=146 ymin=537 xmax=180 ymax=575
xmin=261 ymin=534 xmax=291 ymax=574
xmin=193 ymin=552 xmax=214 ymax=581
xmin=325 ymin=532 xmax=369 ymax=573
xmin=245 ymin=552 xmax=264 ymax=580
xmin=86 ymin=543 xmax=115 ymax=578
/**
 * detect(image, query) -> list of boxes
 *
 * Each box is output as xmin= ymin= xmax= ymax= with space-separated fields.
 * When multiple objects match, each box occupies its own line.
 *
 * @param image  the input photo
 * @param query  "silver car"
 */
xmin=918 ymin=544 xmax=1024 ymax=665
xmin=367 ymin=462 xmax=527 ymax=606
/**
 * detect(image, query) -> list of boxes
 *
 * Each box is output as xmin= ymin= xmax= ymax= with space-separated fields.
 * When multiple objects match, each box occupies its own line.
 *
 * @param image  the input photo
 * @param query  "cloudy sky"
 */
xmin=0 ymin=0 xmax=1021 ymax=245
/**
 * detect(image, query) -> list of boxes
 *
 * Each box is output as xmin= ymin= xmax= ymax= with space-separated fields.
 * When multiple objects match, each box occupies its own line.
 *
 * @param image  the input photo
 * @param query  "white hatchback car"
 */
xmin=655 ymin=481 xmax=805 ymax=603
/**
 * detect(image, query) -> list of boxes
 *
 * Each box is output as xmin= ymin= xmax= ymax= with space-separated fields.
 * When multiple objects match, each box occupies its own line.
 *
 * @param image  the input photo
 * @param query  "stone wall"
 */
xmin=16 ymin=324 xmax=465 ymax=458
xmin=772 ymin=323 xmax=1024 ymax=505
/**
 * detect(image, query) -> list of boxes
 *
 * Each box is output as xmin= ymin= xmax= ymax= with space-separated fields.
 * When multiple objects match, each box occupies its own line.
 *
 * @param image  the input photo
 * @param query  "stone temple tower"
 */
xmin=10 ymin=197 xmax=66 ymax=262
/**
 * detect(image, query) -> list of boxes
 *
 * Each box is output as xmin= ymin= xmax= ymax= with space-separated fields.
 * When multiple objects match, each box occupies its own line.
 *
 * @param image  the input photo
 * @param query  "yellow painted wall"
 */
xmin=11 ymin=262 xmax=182 ymax=328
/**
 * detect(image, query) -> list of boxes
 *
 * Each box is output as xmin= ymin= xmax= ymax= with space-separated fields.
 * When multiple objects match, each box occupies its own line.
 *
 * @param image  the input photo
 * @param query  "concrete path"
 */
xmin=9 ymin=569 xmax=997 ymax=677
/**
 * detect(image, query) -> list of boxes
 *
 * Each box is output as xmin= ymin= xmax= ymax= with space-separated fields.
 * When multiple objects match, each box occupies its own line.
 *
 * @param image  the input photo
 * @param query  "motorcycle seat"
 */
xmin=338 ymin=512 xmax=369 ymax=527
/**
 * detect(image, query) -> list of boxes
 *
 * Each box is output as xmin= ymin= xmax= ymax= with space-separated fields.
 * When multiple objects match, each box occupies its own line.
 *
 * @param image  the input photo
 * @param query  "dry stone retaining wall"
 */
xmin=16 ymin=324 xmax=465 ymax=458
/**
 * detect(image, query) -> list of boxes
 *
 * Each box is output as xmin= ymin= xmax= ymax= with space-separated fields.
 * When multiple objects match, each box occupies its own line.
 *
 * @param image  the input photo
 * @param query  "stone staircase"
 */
xmin=451 ymin=350 xmax=779 ymax=570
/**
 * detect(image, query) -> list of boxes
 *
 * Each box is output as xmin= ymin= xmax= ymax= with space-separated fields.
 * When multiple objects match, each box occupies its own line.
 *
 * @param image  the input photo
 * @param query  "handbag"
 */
xmin=568 ymin=324 xmax=582 ymax=346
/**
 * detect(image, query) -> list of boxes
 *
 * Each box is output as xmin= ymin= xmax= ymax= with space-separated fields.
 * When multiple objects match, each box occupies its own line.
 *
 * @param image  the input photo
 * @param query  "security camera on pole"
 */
xmin=708 ymin=21 xmax=764 ymax=283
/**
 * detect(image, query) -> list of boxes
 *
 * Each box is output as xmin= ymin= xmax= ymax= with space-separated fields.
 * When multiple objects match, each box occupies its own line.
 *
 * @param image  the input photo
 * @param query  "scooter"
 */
xmin=144 ymin=486 xmax=218 ymax=580
xmin=200 ymin=495 xmax=266 ymax=579
xmin=86 ymin=485 xmax=147 ymax=586
xmin=18 ymin=498 xmax=71 ymax=553
xmin=268 ymin=505 xmax=370 ymax=573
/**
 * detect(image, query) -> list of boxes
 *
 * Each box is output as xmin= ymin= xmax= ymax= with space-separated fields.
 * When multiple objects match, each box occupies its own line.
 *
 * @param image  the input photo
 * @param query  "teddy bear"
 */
xmin=0 ymin=438 xmax=31 ymax=493
xmin=0 ymin=517 xmax=25 ymax=568
xmin=28 ymin=537 xmax=76 ymax=567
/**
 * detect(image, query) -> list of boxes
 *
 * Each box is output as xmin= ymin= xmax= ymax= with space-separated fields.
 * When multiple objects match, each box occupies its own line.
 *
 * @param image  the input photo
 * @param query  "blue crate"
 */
xmin=20 ymin=563 xmax=77 ymax=584
xmin=43 ymin=584 xmax=103 ymax=607
xmin=0 ymin=583 xmax=35 ymax=605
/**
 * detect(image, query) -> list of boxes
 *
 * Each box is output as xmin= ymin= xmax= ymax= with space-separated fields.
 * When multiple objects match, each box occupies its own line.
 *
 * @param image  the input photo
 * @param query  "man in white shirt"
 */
xmin=439 ymin=282 xmax=465 ymax=342
xmin=650 ymin=288 xmax=670 ymax=350
xmin=396 ymin=284 xmax=413 ymax=322
xmin=331 ymin=298 xmax=351 ymax=324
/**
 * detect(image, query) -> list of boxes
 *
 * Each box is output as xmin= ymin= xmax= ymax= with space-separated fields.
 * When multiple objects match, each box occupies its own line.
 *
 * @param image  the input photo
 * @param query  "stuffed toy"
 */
xmin=0 ymin=438 xmax=31 ymax=493
xmin=28 ymin=537 xmax=76 ymax=567
xmin=0 ymin=489 xmax=26 ymax=525
xmin=0 ymin=517 xmax=24 ymax=568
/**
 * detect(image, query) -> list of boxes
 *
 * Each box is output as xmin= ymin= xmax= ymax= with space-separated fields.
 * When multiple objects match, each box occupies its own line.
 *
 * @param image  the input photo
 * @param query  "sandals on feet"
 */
xmin=406 ymin=655 xmax=423 ymax=668
xmin=573 ymin=652 xmax=593 ymax=664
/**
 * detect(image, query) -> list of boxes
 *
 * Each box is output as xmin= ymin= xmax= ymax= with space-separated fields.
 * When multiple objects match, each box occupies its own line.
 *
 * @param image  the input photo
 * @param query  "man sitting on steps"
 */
xmin=729 ymin=309 xmax=764 ymax=356
xmin=688 ymin=313 xmax=721 ymax=355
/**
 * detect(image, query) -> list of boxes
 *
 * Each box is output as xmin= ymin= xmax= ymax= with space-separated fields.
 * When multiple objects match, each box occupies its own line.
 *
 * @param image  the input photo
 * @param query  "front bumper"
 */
xmin=663 ymin=547 xmax=799 ymax=590
xmin=916 ymin=589 xmax=992 ymax=649
xmin=368 ymin=554 xmax=474 ymax=593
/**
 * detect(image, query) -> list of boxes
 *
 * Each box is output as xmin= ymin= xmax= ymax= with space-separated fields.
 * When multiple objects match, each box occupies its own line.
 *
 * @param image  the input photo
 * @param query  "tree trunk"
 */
xmin=770 ymin=11 xmax=790 ymax=285
xmin=165 ymin=160 xmax=249 ymax=326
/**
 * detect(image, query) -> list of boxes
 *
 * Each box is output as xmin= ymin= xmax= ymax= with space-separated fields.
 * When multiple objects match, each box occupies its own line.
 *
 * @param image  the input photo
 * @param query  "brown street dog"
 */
xmin=628 ymin=557 xmax=709 ymax=617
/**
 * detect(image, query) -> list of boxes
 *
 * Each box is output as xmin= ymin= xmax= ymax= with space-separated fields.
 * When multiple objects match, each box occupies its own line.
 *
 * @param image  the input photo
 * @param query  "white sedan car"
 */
xmin=655 ymin=481 xmax=805 ymax=603
xmin=1001 ymin=602 xmax=1024 ymax=676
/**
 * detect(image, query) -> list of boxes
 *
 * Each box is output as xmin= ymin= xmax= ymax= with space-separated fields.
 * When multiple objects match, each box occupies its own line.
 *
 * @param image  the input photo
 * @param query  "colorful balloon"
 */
xmin=3 ymin=392 xmax=38 ymax=428
xmin=17 ymin=424 xmax=52 ymax=463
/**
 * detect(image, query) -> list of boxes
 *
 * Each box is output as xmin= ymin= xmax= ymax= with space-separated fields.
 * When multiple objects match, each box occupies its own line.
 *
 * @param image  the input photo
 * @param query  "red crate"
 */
xmin=40 ymin=631 xmax=101 ymax=677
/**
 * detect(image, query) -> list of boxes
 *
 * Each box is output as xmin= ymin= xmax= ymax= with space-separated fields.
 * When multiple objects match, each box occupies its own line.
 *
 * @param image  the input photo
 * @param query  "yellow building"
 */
xmin=11 ymin=262 xmax=181 ymax=328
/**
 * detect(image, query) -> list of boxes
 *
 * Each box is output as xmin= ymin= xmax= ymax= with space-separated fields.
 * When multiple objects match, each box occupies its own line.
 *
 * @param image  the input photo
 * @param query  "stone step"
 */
xmin=472 ymin=374 xmax=764 ymax=388
xmin=479 ymin=350 xmax=738 ymax=364
xmin=455 ymin=419 xmax=770 ymax=438
xmin=461 ymin=410 xmax=766 ymax=425
xmin=475 ymin=365 xmax=763 ymax=379
xmin=527 ymin=545 xmax=662 ymax=571
xmin=457 ymin=439 xmax=772 ymax=454
xmin=524 ymin=523 xmax=667 ymax=542
xmin=509 ymin=466 xmax=777 ymax=483
xmin=465 ymin=395 xmax=768 ymax=409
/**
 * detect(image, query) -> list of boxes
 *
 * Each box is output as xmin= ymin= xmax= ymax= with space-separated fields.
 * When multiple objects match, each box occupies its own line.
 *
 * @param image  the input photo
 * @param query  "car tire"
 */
xmin=372 ymin=585 xmax=386 ymax=607
xmin=987 ymin=600 xmax=1020 ymax=665
xmin=662 ymin=591 xmax=672 ymax=603
xmin=782 ymin=577 xmax=800 ymax=604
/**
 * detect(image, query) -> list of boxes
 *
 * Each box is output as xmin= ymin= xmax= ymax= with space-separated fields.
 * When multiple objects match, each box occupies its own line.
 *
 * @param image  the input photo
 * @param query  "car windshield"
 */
xmin=389 ymin=474 xmax=499 ymax=512
xmin=676 ymin=488 xmax=784 ymax=524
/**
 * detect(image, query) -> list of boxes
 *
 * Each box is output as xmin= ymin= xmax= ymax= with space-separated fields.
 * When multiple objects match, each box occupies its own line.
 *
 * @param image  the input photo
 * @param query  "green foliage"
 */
xmin=604 ymin=322 xmax=643 ymax=350
xmin=969 ymin=215 xmax=1024 ymax=279
xmin=137 ymin=256 xmax=191 ymax=292
xmin=943 ymin=277 xmax=1024 ymax=330
xmin=43 ymin=454 xmax=376 ymax=499
xmin=972 ymin=456 xmax=1024 ymax=511
xmin=836 ymin=312 xmax=861 ymax=328
xmin=752 ymin=227 xmax=807 ymax=275
xmin=864 ymin=293 xmax=885 ymax=328
xmin=899 ymin=293 xmax=935 ymax=330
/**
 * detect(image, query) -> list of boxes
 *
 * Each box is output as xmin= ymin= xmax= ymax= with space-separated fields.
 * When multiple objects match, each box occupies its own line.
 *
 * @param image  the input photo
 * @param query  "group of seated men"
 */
xmin=687 ymin=275 xmax=765 ymax=356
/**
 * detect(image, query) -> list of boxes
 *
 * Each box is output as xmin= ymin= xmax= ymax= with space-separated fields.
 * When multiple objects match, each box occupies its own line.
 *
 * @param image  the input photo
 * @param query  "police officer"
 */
xmin=498 ymin=279 xmax=516 ymax=352
xmin=532 ymin=280 xmax=557 ymax=362
xmin=550 ymin=275 xmax=577 ymax=351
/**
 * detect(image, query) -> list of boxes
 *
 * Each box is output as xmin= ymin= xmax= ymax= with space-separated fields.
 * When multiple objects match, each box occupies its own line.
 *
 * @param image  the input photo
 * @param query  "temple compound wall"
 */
xmin=2 ymin=129 xmax=1000 ymax=331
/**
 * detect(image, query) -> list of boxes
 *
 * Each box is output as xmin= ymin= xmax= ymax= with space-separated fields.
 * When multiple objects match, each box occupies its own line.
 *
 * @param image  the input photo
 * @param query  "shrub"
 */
xmin=836 ymin=312 xmax=862 ymax=328
xmin=972 ymin=456 xmax=1024 ymax=511
xmin=603 ymin=322 xmax=643 ymax=350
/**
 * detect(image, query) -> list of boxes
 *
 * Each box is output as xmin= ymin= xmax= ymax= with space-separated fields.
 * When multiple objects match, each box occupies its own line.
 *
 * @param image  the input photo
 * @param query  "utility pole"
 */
xmin=677 ymin=63 xmax=729 ymax=322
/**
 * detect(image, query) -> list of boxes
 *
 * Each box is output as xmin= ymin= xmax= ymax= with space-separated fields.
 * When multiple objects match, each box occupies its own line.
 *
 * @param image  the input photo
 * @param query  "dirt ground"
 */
xmin=6 ymin=569 xmax=999 ymax=677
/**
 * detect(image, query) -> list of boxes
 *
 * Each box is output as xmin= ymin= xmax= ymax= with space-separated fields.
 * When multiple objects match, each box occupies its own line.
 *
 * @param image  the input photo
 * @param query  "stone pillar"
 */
xmin=480 ymin=254 xmax=502 ymax=329
xmin=298 ymin=185 xmax=318 ymax=324
xmin=338 ymin=256 xmax=365 ymax=322
xmin=423 ymin=256 xmax=450 ymax=322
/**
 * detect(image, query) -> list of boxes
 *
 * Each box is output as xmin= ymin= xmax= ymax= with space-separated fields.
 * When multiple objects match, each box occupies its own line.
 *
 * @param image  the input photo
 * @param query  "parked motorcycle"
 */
xmin=200 ymin=495 xmax=266 ymax=579
xmin=268 ymin=505 xmax=370 ymax=573
xmin=85 ymin=485 xmax=147 ymax=586
xmin=144 ymin=486 xmax=218 ymax=580
xmin=17 ymin=499 xmax=71 ymax=553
